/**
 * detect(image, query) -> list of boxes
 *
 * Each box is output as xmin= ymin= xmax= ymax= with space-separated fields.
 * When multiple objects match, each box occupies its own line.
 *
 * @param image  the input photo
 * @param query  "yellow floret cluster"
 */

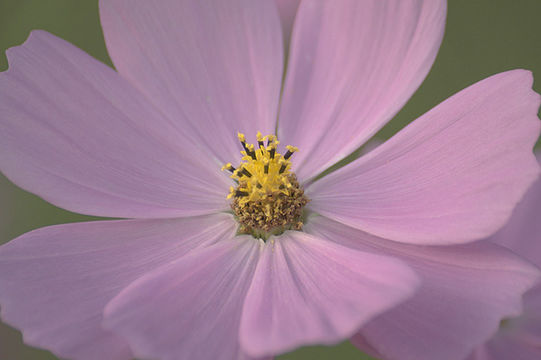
xmin=222 ymin=132 xmax=307 ymax=237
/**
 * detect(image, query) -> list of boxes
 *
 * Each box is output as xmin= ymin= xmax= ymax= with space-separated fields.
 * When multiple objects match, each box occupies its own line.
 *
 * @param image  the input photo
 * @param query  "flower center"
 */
xmin=222 ymin=132 xmax=309 ymax=239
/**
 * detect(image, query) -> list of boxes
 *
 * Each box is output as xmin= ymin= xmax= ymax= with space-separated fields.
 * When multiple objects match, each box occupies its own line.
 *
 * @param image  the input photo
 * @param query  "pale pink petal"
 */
xmin=471 ymin=285 xmax=541 ymax=360
xmin=100 ymin=0 xmax=283 ymax=163
xmin=468 ymin=332 xmax=541 ymax=360
xmin=481 ymin=275 xmax=541 ymax=359
xmin=468 ymin=345 xmax=493 ymax=360
xmin=468 ymin=162 xmax=541 ymax=360
xmin=523 ymin=287 xmax=541 ymax=329
xmin=103 ymin=237 xmax=262 ymax=360
xmin=278 ymin=0 xmax=446 ymax=181
xmin=305 ymin=215 xmax=541 ymax=360
xmin=0 ymin=31 xmax=230 ymax=218
xmin=0 ymin=213 xmax=236 ymax=360
xmin=488 ymin=151 xmax=541 ymax=265
xmin=239 ymin=231 xmax=419 ymax=358
xmin=275 ymin=0 xmax=301 ymax=45
xmin=308 ymin=70 xmax=541 ymax=245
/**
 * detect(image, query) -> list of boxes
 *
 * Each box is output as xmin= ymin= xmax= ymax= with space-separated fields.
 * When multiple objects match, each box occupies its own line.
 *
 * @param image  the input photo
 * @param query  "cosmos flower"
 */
xmin=466 ymin=152 xmax=541 ymax=360
xmin=0 ymin=1 xmax=539 ymax=360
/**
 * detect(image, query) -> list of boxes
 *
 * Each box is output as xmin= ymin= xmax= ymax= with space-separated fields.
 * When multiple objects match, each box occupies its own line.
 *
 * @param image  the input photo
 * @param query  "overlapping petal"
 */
xmin=308 ymin=70 xmax=541 ymax=245
xmin=468 ymin=286 xmax=541 ymax=360
xmin=100 ymin=0 xmax=284 ymax=163
xmin=488 ymin=152 xmax=541 ymax=265
xmin=275 ymin=0 xmax=301 ymax=46
xmin=0 ymin=31 xmax=230 ymax=218
xmin=469 ymin=334 xmax=541 ymax=360
xmin=467 ymin=153 xmax=541 ymax=360
xmin=305 ymin=215 xmax=541 ymax=360
xmin=0 ymin=213 xmax=237 ymax=360
xmin=278 ymin=0 xmax=446 ymax=181
xmin=103 ymin=237 xmax=263 ymax=360
xmin=239 ymin=231 xmax=419 ymax=357
xmin=468 ymin=285 xmax=541 ymax=360
xmin=473 ymin=285 xmax=541 ymax=360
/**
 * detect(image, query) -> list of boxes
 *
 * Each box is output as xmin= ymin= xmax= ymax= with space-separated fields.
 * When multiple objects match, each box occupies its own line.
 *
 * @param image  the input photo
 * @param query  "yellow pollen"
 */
xmin=222 ymin=132 xmax=308 ymax=238
xmin=225 ymin=132 xmax=298 ymax=204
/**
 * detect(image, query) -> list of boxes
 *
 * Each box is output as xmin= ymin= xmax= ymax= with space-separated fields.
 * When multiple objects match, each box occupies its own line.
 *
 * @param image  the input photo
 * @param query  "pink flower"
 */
xmin=0 ymin=1 xmax=539 ymax=360
xmin=466 ymin=152 xmax=541 ymax=360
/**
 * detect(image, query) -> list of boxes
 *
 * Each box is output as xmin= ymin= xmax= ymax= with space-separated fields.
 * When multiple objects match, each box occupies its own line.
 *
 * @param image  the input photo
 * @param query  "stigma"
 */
xmin=222 ymin=132 xmax=309 ymax=239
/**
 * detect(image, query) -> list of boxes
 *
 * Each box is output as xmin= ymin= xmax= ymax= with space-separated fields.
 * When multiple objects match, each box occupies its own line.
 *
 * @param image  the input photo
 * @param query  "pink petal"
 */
xmin=0 ymin=31 xmax=230 ymax=218
xmin=468 ymin=156 xmax=541 ymax=360
xmin=469 ymin=285 xmax=541 ymax=360
xmin=100 ymin=0 xmax=284 ymax=164
xmin=103 ymin=237 xmax=263 ymax=360
xmin=0 ymin=213 xmax=236 ymax=360
xmin=275 ymin=0 xmax=301 ymax=45
xmin=488 ymin=151 xmax=541 ymax=265
xmin=308 ymin=70 xmax=541 ymax=245
xmin=468 ymin=331 xmax=541 ymax=360
xmin=278 ymin=0 xmax=446 ymax=181
xmin=521 ymin=286 xmax=541 ymax=336
xmin=493 ymin=285 xmax=541 ymax=359
xmin=305 ymin=215 xmax=541 ymax=360
xmin=239 ymin=231 xmax=419 ymax=358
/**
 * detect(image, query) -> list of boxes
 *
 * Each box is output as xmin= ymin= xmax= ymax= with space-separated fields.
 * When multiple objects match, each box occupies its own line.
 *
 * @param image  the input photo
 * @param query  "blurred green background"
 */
xmin=0 ymin=0 xmax=540 ymax=359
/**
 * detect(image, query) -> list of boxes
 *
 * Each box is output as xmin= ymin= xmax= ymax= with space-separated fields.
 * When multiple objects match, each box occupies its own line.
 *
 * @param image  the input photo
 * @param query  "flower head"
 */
xmin=0 ymin=1 xmax=539 ymax=360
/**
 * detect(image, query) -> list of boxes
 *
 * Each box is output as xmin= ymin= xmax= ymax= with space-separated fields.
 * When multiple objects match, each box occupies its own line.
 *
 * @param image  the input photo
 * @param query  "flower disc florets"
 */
xmin=222 ymin=132 xmax=309 ymax=238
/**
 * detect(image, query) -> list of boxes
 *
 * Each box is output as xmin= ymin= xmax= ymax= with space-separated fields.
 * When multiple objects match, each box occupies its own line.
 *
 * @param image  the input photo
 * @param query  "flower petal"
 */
xmin=275 ymin=0 xmax=301 ymax=45
xmin=308 ymin=70 xmax=541 ymax=245
xmin=0 ymin=31 xmax=230 ymax=218
xmin=278 ymin=0 xmax=446 ymax=181
xmin=239 ymin=231 xmax=419 ymax=358
xmin=0 ymin=213 xmax=236 ymax=360
xmin=103 ymin=237 xmax=262 ymax=360
xmin=468 ymin=332 xmax=541 ymax=360
xmin=470 ymin=285 xmax=541 ymax=360
xmin=305 ymin=215 xmax=541 ymax=360
xmin=466 ymin=154 xmax=541 ymax=360
xmin=492 ymin=285 xmax=541 ymax=359
xmin=99 ymin=0 xmax=284 ymax=163
xmin=488 ymin=152 xmax=541 ymax=265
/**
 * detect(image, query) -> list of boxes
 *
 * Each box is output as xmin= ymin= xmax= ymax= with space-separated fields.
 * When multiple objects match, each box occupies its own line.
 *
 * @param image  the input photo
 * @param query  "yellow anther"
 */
xmin=225 ymin=132 xmax=302 ymax=206
xmin=221 ymin=162 xmax=233 ymax=172
xmin=286 ymin=145 xmax=298 ymax=153
xmin=227 ymin=186 xmax=235 ymax=199
xmin=267 ymin=134 xmax=277 ymax=144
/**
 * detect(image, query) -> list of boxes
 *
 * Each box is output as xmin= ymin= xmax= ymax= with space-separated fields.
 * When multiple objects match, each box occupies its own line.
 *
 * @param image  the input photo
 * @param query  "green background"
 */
xmin=0 ymin=0 xmax=540 ymax=359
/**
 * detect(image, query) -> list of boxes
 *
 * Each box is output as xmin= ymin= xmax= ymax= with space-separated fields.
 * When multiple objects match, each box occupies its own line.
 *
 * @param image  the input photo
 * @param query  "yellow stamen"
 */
xmin=222 ymin=132 xmax=309 ymax=237
xmin=225 ymin=132 xmax=298 ymax=205
xmin=221 ymin=162 xmax=235 ymax=173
